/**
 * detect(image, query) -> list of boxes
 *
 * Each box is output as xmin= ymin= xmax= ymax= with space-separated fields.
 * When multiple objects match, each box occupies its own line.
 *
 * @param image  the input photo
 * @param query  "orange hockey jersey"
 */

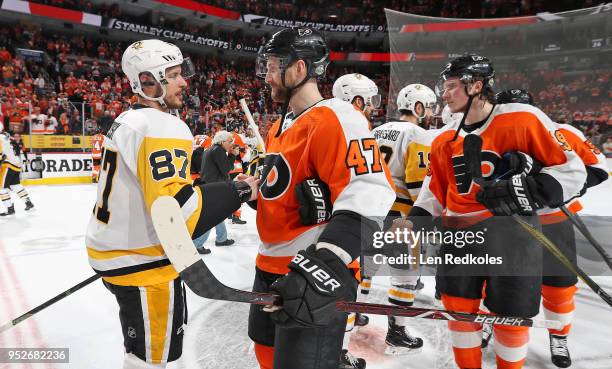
xmin=538 ymin=122 xmax=608 ymax=224
xmin=193 ymin=134 xmax=212 ymax=150
xmin=414 ymin=104 xmax=586 ymax=223
xmin=91 ymin=133 xmax=105 ymax=160
xmin=256 ymin=99 xmax=396 ymax=274
xmin=229 ymin=132 xmax=247 ymax=175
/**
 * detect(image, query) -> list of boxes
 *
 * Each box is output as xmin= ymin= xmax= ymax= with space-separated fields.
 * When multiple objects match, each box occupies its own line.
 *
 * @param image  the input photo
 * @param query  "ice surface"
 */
xmin=0 ymin=179 xmax=611 ymax=368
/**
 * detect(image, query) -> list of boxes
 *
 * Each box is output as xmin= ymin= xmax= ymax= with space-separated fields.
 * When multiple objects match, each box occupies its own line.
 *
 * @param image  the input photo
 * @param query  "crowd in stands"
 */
xmin=27 ymin=0 xmax=600 ymax=54
xmin=203 ymin=0 xmax=593 ymax=26
xmin=1 ymin=18 xmax=611 ymax=153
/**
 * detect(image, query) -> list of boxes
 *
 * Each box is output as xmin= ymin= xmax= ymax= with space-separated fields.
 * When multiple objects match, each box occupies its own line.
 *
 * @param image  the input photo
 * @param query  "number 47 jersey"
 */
xmin=86 ymin=105 xmax=200 ymax=287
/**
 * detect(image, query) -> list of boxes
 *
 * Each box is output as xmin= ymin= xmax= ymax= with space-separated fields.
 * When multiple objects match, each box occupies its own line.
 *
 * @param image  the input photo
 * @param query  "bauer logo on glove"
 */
xmin=291 ymin=252 xmax=341 ymax=293
xmin=269 ymin=245 xmax=357 ymax=328
xmin=295 ymin=177 xmax=332 ymax=225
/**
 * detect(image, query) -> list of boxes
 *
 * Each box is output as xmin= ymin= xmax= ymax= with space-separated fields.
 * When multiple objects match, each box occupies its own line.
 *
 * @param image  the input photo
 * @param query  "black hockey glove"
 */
xmin=270 ymin=244 xmax=357 ymax=328
xmin=476 ymin=174 xmax=544 ymax=216
xmin=295 ymin=177 xmax=332 ymax=225
xmin=230 ymin=180 xmax=253 ymax=203
xmin=494 ymin=151 xmax=542 ymax=180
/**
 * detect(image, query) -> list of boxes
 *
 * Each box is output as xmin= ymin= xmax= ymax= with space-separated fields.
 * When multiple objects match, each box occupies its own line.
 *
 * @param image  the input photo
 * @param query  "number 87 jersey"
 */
xmin=372 ymin=121 xmax=435 ymax=216
xmin=86 ymin=105 xmax=198 ymax=287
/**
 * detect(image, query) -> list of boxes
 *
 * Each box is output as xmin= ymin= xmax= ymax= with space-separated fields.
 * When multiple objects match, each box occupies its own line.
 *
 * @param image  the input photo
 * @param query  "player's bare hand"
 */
xmin=263 ymin=305 xmax=283 ymax=313
xmin=387 ymin=217 xmax=414 ymax=234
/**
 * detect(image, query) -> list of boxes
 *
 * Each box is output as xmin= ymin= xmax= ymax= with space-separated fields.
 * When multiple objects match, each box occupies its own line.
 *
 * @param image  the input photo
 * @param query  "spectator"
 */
xmin=192 ymin=130 xmax=239 ymax=253
xmin=603 ymin=136 xmax=612 ymax=158
xmin=34 ymin=73 xmax=45 ymax=96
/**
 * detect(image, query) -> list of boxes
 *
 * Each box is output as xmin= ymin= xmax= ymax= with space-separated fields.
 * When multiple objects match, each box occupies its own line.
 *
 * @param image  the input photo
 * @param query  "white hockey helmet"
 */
xmin=396 ymin=83 xmax=437 ymax=118
xmin=121 ymin=39 xmax=195 ymax=106
xmin=332 ymin=73 xmax=381 ymax=109
xmin=441 ymin=104 xmax=463 ymax=126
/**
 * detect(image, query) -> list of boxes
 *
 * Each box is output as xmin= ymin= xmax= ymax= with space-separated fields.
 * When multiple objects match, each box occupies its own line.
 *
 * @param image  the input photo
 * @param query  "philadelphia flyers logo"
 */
xmin=452 ymin=150 xmax=500 ymax=194
xmin=260 ymin=153 xmax=292 ymax=200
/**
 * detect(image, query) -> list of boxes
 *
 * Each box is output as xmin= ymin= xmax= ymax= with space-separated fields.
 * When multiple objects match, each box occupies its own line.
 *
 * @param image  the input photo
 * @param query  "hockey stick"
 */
xmin=336 ymin=301 xmax=561 ymax=329
xmin=0 ymin=274 xmax=101 ymax=333
xmin=151 ymin=196 xmax=280 ymax=305
xmin=559 ymin=205 xmax=612 ymax=271
xmin=152 ymin=196 xmax=561 ymax=328
xmin=463 ymin=134 xmax=612 ymax=308
xmin=239 ymin=98 xmax=266 ymax=153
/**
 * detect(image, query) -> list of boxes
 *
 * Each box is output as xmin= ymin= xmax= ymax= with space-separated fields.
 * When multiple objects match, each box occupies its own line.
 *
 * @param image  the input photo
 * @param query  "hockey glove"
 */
xmin=494 ymin=151 xmax=542 ymax=180
xmin=270 ymin=244 xmax=357 ymax=328
xmin=295 ymin=177 xmax=332 ymax=225
xmin=476 ymin=174 xmax=544 ymax=216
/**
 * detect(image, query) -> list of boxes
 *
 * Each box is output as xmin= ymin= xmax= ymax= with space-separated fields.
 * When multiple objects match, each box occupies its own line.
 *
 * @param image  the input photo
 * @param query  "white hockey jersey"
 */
xmin=372 ymin=122 xmax=434 ymax=215
xmin=0 ymin=134 xmax=21 ymax=169
xmin=85 ymin=105 xmax=203 ymax=286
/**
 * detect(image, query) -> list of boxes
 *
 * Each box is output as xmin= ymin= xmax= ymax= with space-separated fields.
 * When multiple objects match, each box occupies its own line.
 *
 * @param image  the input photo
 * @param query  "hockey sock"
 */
xmin=359 ymin=277 xmax=371 ymax=296
xmin=493 ymin=325 xmax=529 ymax=369
xmin=122 ymin=353 xmax=166 ymax=369
xmin=542 ymin=284 xmax=577 ymax=336
xmin=254 ymin=343 xmax=274 ymax=369
xmin=441 ymin=294 xmax=482 ymax=369
xmin=10 ymin=184 xmax=29 ymax=201
xmin=0 ymin=189 xmax=11 ymax=208
xmin=388 ymin=275 xmax=419 ymax=306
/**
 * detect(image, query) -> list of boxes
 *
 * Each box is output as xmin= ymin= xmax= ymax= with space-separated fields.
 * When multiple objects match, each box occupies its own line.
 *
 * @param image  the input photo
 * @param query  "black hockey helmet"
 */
xmin=436 ymin=54 xmax=495 ymax=141
xmin=435 ymin=54 xmax=495 ymax=97
xmin=255 ymin=28 xmax=329 ymax=81
xmin=495 ymin=89 xmax=534 ymax=105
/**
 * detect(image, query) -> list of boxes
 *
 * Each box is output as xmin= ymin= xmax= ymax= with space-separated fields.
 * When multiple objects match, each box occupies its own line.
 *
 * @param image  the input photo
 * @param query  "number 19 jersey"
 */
xmin=372 ymin=122 xmax=434 ymax=215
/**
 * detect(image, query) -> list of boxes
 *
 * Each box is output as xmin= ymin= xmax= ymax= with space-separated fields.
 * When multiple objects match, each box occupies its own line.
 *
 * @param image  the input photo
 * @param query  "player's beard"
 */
xmin=270 ymin=84 xmax=289 ymax=103
xmin=164 ymin=92 xmax=184 ymax=109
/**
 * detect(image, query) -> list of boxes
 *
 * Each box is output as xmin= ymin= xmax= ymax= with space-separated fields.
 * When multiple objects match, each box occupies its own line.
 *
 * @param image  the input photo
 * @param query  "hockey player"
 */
xmin=332 ymin=73 xmax=381 ymax=128
xmin=490 ymin=89 xmax=609 ymax=367
xmin=249 ymin=28 xmax=395 ymax=369
xmin=332 ymin=72 xmax=381 ymax=368
xmin=229 ymin=125 xmax=248 ymax=224
xmin=85 ymin=39 xmax=259 ymax=369
xmin=370 ymin=83 xmax=438 ymax=354
xmin=91 ymin=129 xmax=104 ymax=183
xmin=334 ymin=77 xmax=435 ymax=358
xmin=0 ymin=131 xmax=34 ymax=215
xmin=440 ymin=104 xmax=463 ymax=127
xmin=406 ymin=54 xmax=586 ymax=369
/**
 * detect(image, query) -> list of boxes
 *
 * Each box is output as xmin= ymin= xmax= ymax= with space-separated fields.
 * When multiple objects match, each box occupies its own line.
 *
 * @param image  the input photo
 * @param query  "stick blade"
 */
xmin=151 ymin=196 xmax=201 ymax=273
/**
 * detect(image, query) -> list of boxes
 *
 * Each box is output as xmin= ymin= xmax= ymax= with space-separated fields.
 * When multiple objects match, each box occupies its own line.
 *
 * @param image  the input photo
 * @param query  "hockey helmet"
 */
xmin=396 ymin=83 xmax=438 ymax=118
xmin=255 ymin=28 xmax=329 ymax=81
xmin=495 ymin=89 xmax=534 ymax=105
xmin=332 ymin=73 xmax=381 ymax=109
xmin=435 ymin=54 xmax=495 ymax=97
xmin=122 ymin=39 xmax=194 ymax=106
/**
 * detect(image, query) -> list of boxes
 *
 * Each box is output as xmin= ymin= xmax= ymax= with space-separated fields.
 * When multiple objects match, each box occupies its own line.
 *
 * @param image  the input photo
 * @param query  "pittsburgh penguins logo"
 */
xmin=131 ymin=41 xmax=144 ymax=50
xmin=260 ymin=153 xmax=292 ymax=200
